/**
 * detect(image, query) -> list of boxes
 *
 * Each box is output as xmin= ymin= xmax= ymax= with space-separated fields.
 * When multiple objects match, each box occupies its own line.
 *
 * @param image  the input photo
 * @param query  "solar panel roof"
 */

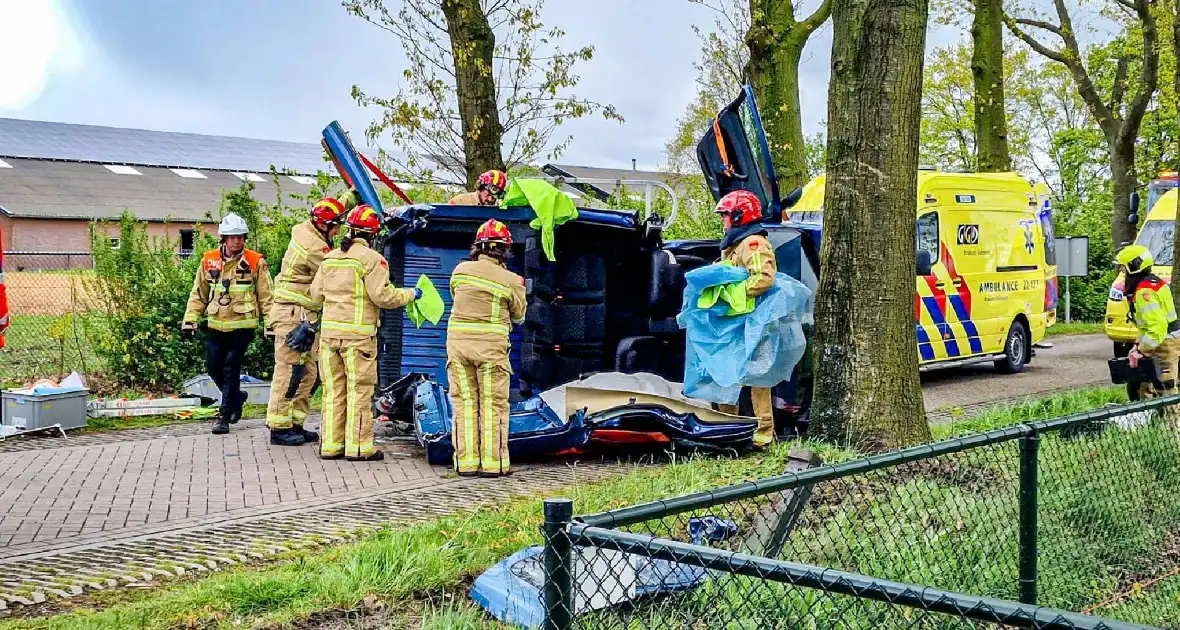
xmin=0 ymin=117 xmax=330 ymax=175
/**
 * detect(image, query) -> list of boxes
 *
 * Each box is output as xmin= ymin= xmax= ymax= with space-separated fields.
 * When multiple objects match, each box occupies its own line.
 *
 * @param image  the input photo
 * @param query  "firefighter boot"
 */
xmin=230 ymin=391 xmax=248 ymax=424
xmin=269 ymin=428 xmax=308 ymax=446
xmin=212 ymin=415 xmax=230 ymax=435
xmin=293 ymin=425 xmax=320 ymax=442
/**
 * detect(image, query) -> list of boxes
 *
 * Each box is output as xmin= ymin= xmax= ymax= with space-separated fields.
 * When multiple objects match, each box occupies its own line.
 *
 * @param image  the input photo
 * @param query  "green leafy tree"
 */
xmin=344 ymin=0 xmax=622 ymax=187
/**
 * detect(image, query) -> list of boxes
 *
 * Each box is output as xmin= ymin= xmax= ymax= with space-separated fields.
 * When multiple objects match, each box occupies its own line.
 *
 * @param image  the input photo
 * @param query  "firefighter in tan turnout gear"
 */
xmin=714 ymin=190 xmax=776 ymax=448
xmin=310 ymin=205 xmax=420 ymax=461
xmin=265 ymin=197 xmax=348 ymax=446
xmin=447 ymin=219 xmax=526 ymax=477
xmin=449 ymin=169 xmax=507 ymax=206
xmin=183 ymin=213 xmax=274 ymax=435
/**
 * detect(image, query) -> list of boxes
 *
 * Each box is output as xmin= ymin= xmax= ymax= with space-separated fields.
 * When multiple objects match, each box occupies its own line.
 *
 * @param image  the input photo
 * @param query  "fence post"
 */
xmin=542 ymin=498 xmax=575 ymax=630
xmin=1018 ymin=430 xmax=1040 ymax=605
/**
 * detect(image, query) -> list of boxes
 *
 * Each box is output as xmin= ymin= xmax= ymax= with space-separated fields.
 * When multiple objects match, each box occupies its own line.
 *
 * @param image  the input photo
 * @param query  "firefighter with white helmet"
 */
xmin=446 ymin=219 xmax=526 ymax=477
xmin=265 ymin=197 xmax=348 ymax=446
xmin=183 ymin=213 xmax=274 ymax=435
xmin=310 ymin=205 xmax=420 ymax=461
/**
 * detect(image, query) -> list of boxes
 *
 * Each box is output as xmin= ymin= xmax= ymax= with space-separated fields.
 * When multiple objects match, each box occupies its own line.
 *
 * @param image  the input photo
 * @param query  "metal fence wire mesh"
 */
xmin=1 ymin=252 xmax=96 ymax=382
xmin=537 ymin=398 xmax=1180 ymax=630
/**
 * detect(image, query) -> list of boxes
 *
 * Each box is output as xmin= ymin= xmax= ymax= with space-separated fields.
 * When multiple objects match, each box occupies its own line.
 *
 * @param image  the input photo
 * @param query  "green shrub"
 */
xmin=84 ymin=179 xmax=348 ymax=390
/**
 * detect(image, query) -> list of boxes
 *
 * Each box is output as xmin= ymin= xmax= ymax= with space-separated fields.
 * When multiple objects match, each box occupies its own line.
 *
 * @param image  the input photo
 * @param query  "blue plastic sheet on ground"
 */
xmin=677 ymin=263 xmax=812 ymax=405
xmin=471 ymin=518 xmax=734 ymax=628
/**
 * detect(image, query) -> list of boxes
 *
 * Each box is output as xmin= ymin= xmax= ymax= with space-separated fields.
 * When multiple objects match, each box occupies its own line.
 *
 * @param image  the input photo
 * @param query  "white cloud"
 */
xmin=0 ymin=0 xmax=82 ymax=111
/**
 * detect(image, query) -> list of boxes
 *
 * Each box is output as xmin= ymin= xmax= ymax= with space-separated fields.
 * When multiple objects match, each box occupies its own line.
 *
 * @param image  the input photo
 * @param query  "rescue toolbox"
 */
xmin=2 ymin=389 xmax=89 ymax=431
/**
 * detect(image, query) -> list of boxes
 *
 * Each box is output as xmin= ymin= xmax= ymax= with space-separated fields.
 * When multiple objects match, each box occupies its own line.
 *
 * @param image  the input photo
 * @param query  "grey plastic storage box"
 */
xmin=2 ymin=389 xmax=90 ymax=431
xmin=183 ymin=375 xmax=271 ymax=405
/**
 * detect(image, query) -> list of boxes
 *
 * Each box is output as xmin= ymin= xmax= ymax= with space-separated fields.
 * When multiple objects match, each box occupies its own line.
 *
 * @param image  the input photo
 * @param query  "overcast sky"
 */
xmin=0 ymin=0 xmax=963 ymax=171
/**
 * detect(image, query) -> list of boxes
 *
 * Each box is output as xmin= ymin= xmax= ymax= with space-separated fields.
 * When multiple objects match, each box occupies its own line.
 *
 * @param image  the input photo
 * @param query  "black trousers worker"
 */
xmin=205 ymin=329 xmax=254 ymax=434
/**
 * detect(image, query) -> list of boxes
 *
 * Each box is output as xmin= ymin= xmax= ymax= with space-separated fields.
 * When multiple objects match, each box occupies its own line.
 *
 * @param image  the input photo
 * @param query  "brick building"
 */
xmin=0 ymin=118 xmax=324 ymax=267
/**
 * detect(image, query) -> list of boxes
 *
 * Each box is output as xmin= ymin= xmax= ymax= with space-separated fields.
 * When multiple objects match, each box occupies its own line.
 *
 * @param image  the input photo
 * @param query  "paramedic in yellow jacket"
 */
xmin=713 ymin=190 xmax=776 ymax=447
xmin=183 ymin=213 xmax=274 ymax=435
xmin=448 ymin=170 xmax=507 ymax=206
xmin=1118 ymin=245 xmax=1180 ymax=403
xmin=265 ymin=197 xmax=348 ymax=447
xmin=447 ymin=219 xmax=526 ymax=477
xmin=311 ymin=205 xmax=420 ymax=461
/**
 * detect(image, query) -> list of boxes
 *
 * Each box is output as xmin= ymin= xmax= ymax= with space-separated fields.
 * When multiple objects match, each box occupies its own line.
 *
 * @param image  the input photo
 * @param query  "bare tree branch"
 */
xmin=1014 ymin=18 xmax=1062 ymax=36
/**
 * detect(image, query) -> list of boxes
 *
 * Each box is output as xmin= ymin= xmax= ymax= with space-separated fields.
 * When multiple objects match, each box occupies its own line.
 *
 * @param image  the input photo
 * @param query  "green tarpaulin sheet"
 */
xmin=407 ymin=274 xmax=445 ymax=327
xmin=501 ymin=179 xmax=578 ymax=261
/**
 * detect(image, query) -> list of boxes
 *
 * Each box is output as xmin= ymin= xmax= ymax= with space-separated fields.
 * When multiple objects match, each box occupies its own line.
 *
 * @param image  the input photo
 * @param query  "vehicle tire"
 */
xmin=995 ymin=321 xmax=1029 ymax=374
xmin=1113 ymin=342 xmax=1133 ymax=359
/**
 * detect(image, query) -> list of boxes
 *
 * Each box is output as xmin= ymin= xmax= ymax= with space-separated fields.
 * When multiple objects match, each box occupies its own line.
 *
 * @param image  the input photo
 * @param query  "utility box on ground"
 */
xmin=2 ymin=389 xmax=90 ymax=431
xmin=183 ymin=375 xmax=271 ymax=406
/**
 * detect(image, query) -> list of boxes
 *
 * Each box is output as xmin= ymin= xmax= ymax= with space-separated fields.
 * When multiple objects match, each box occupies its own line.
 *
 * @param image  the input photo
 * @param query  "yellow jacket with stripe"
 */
xmin=310 ymin=239 xmax=416 ymax=341
xmin=272 ymin=221 xmax=332 ymax=311
xmin=722 ymin=234 xmax=776 ymax=298
xmin=184 ymin=248 xmax=273 ymax=332
xmin=447 ymin=256 xmax=527 ymax=341
xmin=1130 ymin=275 xmax=1180 ymax=350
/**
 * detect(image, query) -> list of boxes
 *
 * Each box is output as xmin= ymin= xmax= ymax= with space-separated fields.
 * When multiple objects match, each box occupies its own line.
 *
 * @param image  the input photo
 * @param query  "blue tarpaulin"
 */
xmin=677 ymin=263 xmax=812 ymax=405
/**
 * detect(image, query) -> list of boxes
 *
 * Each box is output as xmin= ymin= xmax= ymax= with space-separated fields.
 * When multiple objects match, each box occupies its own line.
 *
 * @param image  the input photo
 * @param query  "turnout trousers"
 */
xmin=446 ymin=338 xmax=511 ymax=476
xmin=319 ymin=336 xmax=378 ymax=459
xmin=719 ymin=386 xmax=775 ymax=448
xmin=1140 ymin=338 xmax=1180 ymax=425
xmin=204 ymin=329 xmax=254 ymax=421
xmin=265 ymin=305 xmax=319 ymax=431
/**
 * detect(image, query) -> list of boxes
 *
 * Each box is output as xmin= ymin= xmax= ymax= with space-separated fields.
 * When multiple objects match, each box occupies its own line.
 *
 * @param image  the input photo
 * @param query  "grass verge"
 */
xmin=1046 ymin=321 xmax=1104 ymax=336
xmin=0 ymin=386 xmax=1154 ymax=630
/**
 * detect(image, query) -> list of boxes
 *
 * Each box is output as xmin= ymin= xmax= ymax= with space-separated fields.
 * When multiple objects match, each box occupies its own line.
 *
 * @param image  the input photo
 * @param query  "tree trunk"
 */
xmin=1111 ymin=139 xmax=1138 ymax=250
xmin=441 ymin=0 xmax=505 ymax=189
xmin=746 ymin=0 xmax=831 ymax=192
xmin=810 ymin=0 xmax=932 ymax=450
xmin=970 ymin=0 xmax=1010 ymax=172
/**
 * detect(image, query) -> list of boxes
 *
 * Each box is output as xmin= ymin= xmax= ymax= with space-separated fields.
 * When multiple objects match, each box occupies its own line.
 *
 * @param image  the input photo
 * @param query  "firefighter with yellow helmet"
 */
xmin=449 ymin=170 xmax=508 ymax=206
xmin=183 ymin=213 xmax=274 ymax=435
xmin=714 ymin=190 xmax=777 ymax=448
xmin=1117 ymin=244 xmax=1180 ymax=401
xmin=447 ymin=219 xmax=526 ymax=477
xmin=310 ymin=204 xmax=420 ymax=461
xmin=265 ymin=197 xmax=348 ymax=446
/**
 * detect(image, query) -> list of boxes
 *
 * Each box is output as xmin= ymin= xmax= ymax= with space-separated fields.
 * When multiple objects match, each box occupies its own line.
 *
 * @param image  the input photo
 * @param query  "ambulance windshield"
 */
xmin=1136 ymin=220 xmax=1175 ymax=266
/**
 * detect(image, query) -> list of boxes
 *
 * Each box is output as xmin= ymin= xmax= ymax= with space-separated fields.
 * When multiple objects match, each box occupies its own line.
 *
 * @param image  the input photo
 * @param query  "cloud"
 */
xmin=0 ymin=0 xmax=82 ymax=111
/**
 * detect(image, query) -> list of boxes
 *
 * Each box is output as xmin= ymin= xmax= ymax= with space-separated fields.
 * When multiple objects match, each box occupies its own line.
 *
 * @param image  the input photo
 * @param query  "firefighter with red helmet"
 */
xmin=714 ymin=190 xmax=777 ymax=447
xmin=449 ymin=170 xmax=508 ymax=207
xmin=265 ymin=197 xmax=348 ymax=446
xmin=310 ymin=205 xmax=420 ymax=461
xmin=446 ymin=219 xmax=526 ymax=477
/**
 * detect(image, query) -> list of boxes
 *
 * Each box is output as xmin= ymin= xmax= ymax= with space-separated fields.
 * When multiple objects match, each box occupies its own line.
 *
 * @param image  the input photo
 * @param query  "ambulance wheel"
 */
xmin=1113 ymin=342 xmax=1133 ymax=359
xmin=995 ymin=322 xmax=1029 ymax=374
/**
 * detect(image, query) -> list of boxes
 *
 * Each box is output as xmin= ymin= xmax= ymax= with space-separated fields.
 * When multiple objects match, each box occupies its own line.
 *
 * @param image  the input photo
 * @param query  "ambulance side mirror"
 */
xmin=916 ymin=250 xmax=934 ymax=276
xmin=1128 ymin=192 xmax=1140 ymax=225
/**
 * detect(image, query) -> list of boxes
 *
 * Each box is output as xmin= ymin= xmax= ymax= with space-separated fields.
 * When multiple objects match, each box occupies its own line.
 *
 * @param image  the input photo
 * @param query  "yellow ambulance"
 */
xmin=788 ymin=170 xmax=1059 ymax=373
xmin=1104 ymin=179 xmax=1178 ymax=357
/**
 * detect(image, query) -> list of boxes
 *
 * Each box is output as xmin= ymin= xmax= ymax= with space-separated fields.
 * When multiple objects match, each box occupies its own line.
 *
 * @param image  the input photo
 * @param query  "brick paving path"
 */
xmin=0 ymin=415 xmax=632 ymax=611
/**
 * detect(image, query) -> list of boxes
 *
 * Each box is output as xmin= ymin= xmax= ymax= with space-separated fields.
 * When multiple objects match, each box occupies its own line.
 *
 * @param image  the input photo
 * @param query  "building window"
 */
xmin=179 ymin=229 xmax=195 ymax=253
xmin=287 ymin=175 xmax=316 ymax=185
xmin=0 ymin=158 xmax=11 ymax=169
xmin=104 ymin=164 xmax=142 ymax=175
xmin=109 ymin=237 xmax=121 ymax=250
xmin=232 ymin=172 xmax=265 ymax=183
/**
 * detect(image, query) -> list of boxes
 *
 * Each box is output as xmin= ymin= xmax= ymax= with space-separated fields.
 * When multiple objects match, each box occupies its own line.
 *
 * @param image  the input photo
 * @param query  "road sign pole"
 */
xmin=1065 ymin=274 xmax=1071 ymax=324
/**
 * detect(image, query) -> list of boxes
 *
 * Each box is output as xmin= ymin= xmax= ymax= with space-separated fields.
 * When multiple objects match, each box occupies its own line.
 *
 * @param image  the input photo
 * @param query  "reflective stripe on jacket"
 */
xmin=310 ymin=239 xmax=416 ymax=340
xmin=447 ymin=256 xmax=527 ymax=341
xmin=273 ymin=221 xmax=332 ymax=309
xmin=1132 ymin=276 xmax=1180 ymax=349
xmin=721 ymin=233 xmax=776 ymax=298
xmin=183 ymin=248 xmax=273 ymax=332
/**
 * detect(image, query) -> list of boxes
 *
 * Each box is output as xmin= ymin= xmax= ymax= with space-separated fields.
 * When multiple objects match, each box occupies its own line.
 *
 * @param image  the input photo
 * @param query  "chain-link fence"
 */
xmin=1 ymin=252 xmax=96 ymax=382
xmin=537 ymin=397 xmax=1180 ymax=629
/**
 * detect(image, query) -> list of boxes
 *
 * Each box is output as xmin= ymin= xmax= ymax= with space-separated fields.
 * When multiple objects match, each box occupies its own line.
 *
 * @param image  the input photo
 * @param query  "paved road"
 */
xmin=921 ymin=333 xmax=1111 ymax=411
xmin=0 ymin=333 xmax=1114 ymax=611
